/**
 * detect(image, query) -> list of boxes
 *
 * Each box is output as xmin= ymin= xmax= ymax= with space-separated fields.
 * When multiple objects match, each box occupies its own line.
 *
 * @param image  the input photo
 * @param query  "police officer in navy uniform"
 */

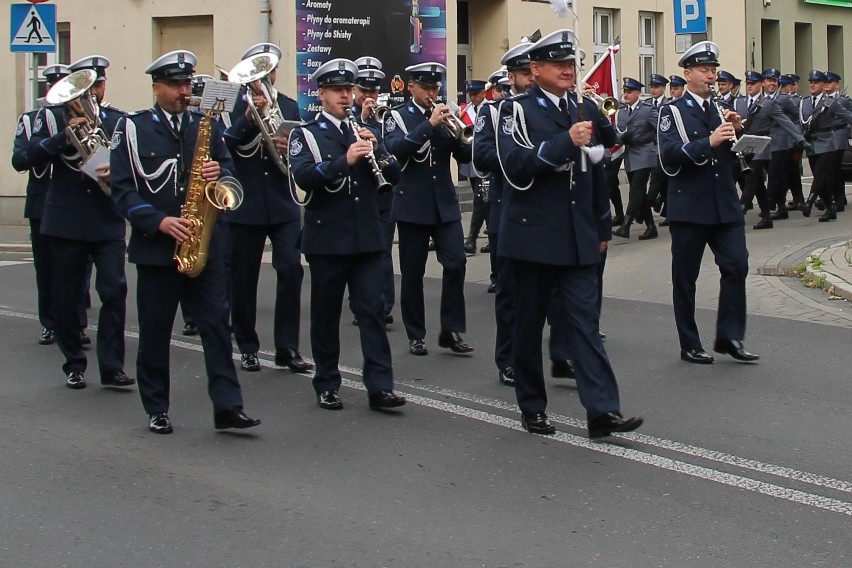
xmin=496 ymin=29 xmax=643 ymax=438
xmin=657 ymin=41 xmax=759 ymax=366
xmin=473 ymin=40 xmax=530 ymax=385
xmin=28 ymin=55 xmax=134 ymax=391
xmin=109 ymin=50 xmax=260 ymax=434
xmin=646 ymin=74 xmax=670 ymax=220
xmin=613 ymin=77 xmax=659 ymax=240
xmin=383 ymin=62 xmax=473 ymax=356
xmin=224 ymin=42 xmax=312 ymax=374
xmin=288 ymin=58 xmax=405 ymax=411
xmin=668 ymin=75 xmax=687 ymax=100
xmin=823 ymin=72 xmax=852 ymax=215
xmin=12 ymin=64 xmax=69 ymax=346
xmin=460 ymin=79 xmax=490 ymax=255
xmin=351 ymin=57 xmax=395 ymax=324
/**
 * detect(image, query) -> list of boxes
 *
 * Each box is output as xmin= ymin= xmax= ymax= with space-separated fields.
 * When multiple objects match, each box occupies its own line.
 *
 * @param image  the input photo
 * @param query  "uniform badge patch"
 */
xmin=501 ymin=116 xmax=514 ymax=135
xmin=385 ymin=117 xmax=397 ymax=132
xmin=15 ymin=120 xmax=24 ymax=137
xmin=659 ymin=115 xmax=672 ymax=132
xmin=289 ymin=138 xmax=303 ymax=157
xmin=685 ymin=98 xmax=694 ymax=108
xmin=33 ymin=117 xmax=43 ymax=133
xmin=110 ymin=130 xmax=122 ymax=150
xmin=474 ymin=115 xmax=486 ymax=133
xmin=536 ymin=97 xmax=547 ymax=108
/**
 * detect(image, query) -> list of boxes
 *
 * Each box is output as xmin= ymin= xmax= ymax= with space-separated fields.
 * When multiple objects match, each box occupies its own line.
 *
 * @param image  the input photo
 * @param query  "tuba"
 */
xmin=228 ymin=53 xmax=289 ymax=176
xmin=174 ymin=98 xmax=245 ymax=277
xmin=45 ymin=69 xmax=112 ymax=195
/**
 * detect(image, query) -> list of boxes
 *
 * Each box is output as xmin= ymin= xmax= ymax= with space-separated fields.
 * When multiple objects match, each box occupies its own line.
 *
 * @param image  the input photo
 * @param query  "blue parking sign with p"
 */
xmin=673 ymin=0 xmax=707 ymax=35
xmin=10 ymin=3 xmax=57 ymax=53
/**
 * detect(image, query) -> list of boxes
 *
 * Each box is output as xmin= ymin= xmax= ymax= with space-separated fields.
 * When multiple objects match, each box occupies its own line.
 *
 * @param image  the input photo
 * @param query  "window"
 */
xmin=593 ymin=9 xmax=614 ymax=61
xmin=637 ymin=13 xmax=657 ymax=93
xmin=29 ymin=21 xmax=71 ymax=104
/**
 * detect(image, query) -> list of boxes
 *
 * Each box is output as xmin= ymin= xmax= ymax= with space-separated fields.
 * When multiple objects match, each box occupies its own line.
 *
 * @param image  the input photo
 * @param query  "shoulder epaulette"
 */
xmin=126 ymin=108 xmax=151 ymax=117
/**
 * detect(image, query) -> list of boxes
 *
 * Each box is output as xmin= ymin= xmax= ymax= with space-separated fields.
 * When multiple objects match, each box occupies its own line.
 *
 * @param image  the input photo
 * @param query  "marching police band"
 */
xmin=12 ymin=29 xmax=852 ymax=438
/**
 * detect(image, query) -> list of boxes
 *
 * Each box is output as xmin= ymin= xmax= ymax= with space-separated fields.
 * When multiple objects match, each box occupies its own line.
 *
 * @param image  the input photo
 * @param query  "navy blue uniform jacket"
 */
xmin=28 ymin=104 xmax=126 ymax=241
xmin=288 ymin=116 xmax=401 ymax=255
xmin=496 ymin=84 xmax=611 ymax=267
xmin=383 ymin=102 xmax=472 ymax=225
xmin=224 ymin=90 xmax=302 ymax=225
xmin=109 ymin=107 xmax=235 ymax=265
xmin=657 ymin=95 xmax=742 ymax=225
xmin=12 ymin=109 xmax=51 ymax=220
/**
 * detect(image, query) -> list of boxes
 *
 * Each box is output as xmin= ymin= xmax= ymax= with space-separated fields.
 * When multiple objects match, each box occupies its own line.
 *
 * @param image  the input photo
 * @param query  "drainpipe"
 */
xmin=260 ymin=0 xmax=271 ymax=42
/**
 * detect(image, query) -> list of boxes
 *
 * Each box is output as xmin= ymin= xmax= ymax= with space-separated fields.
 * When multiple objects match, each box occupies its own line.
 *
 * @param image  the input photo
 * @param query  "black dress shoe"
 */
xmin=480 ymin=243 xmax=491 ymax=253
xmin=713 ymin=338 xmax=759 ymax=362
xmin=818 ymin=209 xmax=837 ymax=222
xmin=317 ymin=390 xmax=343 ymax=410
xmin=384 ymin=313 xmax=394 ymax=325
xmin=438 ymin=331 xmax=474 ymax=353
xmin=637 ymin=223 xmax=658 ymax=240
xmin=39 ymin=328 xmax=54 ymax=345
xmin=275 ymin=348 xmax=314 ymax=373
xmin=427 ymin=239 xmax=436 ymax=251
xmin=611 ymin=215 xmax=625 ymax=227
xmin=521 ymin=413 xmax=556 ymax=435
xmin=551 ymin=359 xmax=575 ymax=379
xmin=352 ymin=317 xmax=358 ymax=326
xmin=240 ymin=352 xmax=261 ymax=372
xmin=598 ymin=331 xmax=607 ymax=341
xmin=182 ymin=322 xmax=199 ymax=336
xmin=786 ymin=201 xmax=802 ymax=212
xmin=66 ymin=370 xmax=86 ymax=390
xmin=409 ymin=339 xmax=428 ymax=356
xmin=368 ymin=390 xmax=406 ymax=409
xmin=498 ymin=366 xmax=515 ymax=386
xmin=79 ymin=331 xmax=91 ymax=346
xmin=680 ymin=348 xmax=714 ymax=364
xmin=487 ymin=282 xmax=496 ymax=293
xmin=753 ymin=217 xmax=774 ymax=230
xmin=588 ymin=412 xmax=644 ymax=439
xmin=815 ymin=198 xmax=826 ymax=211
xmin=770 ymin=210 xmax=789 ymax=220
xmin=214 ymin=407 xmax=261 ymax=430
xmin=463 ymin=240 xmax=476 ymax=255
xmin=799 ymin=202 xmax=813 ymax=218
xmin=148 ymin=413 xmax=173 ymax=434
xmin=101 ymin=369 xmax=136 ymax=387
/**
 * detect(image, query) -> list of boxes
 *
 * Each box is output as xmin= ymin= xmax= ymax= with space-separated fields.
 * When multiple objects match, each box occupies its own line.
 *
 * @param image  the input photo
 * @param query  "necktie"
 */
xmin=171 ymin=115 xmax=180 ymax=134
xmin=654 ymin=99 xmax=659 ymax=108
xmin=424 ymin=108 xmax=431 ymax=119
xmin=340 ymin=121 xmax=350 ymax=139
xmin=702 ymin=100 xmax=713 ymax=118
xmin=812 ymin=96 xmax=818 ymax=107
xmin=558 ymin=98 xmax=568 ymax=114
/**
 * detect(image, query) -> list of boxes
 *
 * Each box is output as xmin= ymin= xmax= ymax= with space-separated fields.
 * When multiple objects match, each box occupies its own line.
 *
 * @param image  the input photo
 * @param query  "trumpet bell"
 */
xmin=227 ymin=53 xmax=280 ymax=85
xmin=599 ymin=97 xmax=619 ymax=117
xmin=205 ymin=176 xmax=244 ymax=211
xmin=45 ymin=69 xmax=97 ymax=106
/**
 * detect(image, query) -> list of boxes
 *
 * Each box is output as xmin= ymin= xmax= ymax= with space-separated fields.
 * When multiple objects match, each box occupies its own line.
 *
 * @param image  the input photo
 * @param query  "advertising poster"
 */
xmin=295 ymin=0 xmax=447 ymax=119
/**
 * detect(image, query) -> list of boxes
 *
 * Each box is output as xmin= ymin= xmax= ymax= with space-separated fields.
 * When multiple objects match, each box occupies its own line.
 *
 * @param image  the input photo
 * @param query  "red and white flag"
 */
xmin=581 ymin=43 xmax=619 ymax=99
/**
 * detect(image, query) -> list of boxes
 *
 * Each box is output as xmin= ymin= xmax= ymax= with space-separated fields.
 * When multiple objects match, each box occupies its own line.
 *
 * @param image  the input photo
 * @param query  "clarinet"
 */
xmin=344 ymin=108 xmax=393 ymax=194
xmin=709 ymin=88 xmax=751 ymax=175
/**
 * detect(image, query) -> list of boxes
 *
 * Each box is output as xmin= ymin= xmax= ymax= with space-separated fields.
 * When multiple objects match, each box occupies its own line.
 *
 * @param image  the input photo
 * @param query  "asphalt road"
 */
xmin=1 ymin=247 xmax=851 ymax=567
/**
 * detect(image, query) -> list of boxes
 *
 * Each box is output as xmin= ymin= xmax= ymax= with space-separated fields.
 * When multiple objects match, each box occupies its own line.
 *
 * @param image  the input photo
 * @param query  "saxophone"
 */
xmin=174 ymin=102 xmax=244 ymax=277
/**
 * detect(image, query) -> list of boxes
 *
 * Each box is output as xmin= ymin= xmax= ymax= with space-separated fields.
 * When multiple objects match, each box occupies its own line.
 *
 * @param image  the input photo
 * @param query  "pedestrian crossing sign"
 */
xmin=10 ymin=3 xmax=56 ymax=53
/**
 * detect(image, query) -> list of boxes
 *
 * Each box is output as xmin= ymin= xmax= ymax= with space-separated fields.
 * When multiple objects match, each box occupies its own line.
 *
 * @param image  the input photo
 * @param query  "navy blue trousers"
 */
xmin=229 ymin=220 xmax=303 ymax=354
xmin=135 ymin=259 xmax=243 ymax=415
xmin=306 ymin=252 xmax=394 ymax=396
xmin=397 ymin=220 xmax=467 ymax=341
xmin=668 ymin=221 xmax=748 ymax=350
xmin=509 ymin=259 xmax=621 ymax=420
xmin=50 ymin=237 xmax=126 ymax=377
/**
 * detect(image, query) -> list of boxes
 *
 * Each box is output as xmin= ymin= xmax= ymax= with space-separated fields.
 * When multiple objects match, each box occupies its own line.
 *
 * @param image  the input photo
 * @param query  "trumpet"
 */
xmin=426 ymin=98 xmax=474 ymax=144
xmin=371 ymin=93 xmax=391 ymax=121
xmin=344 ymin=108 xmax=393 ymax=194
xmin=587 ymin=92 xmax=620 ymax=117
xmin=45 ymin=69 xmax=112 ymax=196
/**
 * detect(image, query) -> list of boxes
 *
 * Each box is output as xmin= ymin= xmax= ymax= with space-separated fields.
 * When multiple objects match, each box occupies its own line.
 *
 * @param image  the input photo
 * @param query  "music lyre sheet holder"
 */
xmin=731 ymin=135 xmax=771 ymax=156
xmin=200 ymin=80 xmax=241 ymax=114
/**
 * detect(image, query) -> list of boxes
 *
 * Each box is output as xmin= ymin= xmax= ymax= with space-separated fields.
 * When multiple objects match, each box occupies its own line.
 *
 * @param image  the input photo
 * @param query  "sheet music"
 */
xmin=200 ymin=80 xmax=242 ymax=113
xmin=732 ymin=135 xmax=771 ymax=155
xmin=81 ymin=145 xmax=110 ymax=181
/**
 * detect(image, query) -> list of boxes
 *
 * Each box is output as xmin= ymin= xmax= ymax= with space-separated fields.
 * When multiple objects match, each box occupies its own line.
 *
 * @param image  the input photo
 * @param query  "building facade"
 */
xmin=1 ymin=0 xmax=850 ymax=222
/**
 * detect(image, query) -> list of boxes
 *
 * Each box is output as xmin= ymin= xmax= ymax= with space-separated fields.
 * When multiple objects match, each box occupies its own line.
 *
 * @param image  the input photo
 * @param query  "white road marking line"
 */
xmin=0 ymin=261 xmax=29 ymax=267
xmin=3 ymin=308 xmax=852 ymax=515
